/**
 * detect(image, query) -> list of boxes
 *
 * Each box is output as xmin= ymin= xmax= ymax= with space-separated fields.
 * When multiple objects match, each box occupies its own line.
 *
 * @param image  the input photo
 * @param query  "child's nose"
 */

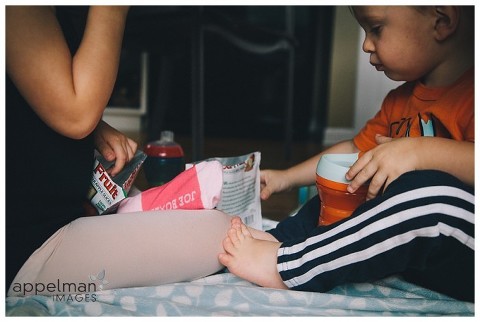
xmin=362 ymin=36 xmax=375 ymax=53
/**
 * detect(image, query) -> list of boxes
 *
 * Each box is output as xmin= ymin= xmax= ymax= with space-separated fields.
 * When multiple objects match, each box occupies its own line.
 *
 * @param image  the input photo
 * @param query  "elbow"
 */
xmin=48 ymin=99 xmax=105 ymax=139
xmin=49 ymin=114 xmax=101 ymax=140
xmin=66 ymin=127 xmax=96 ymax=140
xmin=31 ymin=95 xmax=106 ymax=139
xmin=65 ymin=118 xmax=100 ymax=139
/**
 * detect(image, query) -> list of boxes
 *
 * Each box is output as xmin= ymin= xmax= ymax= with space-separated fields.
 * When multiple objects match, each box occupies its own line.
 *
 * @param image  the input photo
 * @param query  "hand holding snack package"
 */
xmin=88 ymin=150 xmax=146 ymax=215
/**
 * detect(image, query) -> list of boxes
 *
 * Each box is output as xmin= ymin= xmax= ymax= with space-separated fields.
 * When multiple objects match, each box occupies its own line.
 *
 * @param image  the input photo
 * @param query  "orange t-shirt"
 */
xmin=353 ymin=68 xmax=474 ymax=152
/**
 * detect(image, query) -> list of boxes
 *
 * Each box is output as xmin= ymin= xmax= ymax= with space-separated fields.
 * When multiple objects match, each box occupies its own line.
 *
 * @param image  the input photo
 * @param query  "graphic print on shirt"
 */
xmin=389 ymin=113 xmax=452 ymax=139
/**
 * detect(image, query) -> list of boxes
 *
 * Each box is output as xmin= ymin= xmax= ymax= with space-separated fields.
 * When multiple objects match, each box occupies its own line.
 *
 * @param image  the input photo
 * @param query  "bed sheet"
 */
xmin=5 ymin=272 xmax=474 ymax=317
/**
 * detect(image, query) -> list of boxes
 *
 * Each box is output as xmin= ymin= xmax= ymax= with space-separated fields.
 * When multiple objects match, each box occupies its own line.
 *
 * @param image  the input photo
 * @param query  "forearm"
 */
xmin=417 ymin=137 xmax=474 ymax=186
xmin=284 ymin=140 xmax=359 ymax=188
xmin=71 ymin=7 xmax=129 ymax=133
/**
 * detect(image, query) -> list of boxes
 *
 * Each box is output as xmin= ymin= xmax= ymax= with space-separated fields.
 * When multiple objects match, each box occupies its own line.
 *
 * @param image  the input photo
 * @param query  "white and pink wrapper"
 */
xmin=117 ymin=160 xmax=223 ymax=213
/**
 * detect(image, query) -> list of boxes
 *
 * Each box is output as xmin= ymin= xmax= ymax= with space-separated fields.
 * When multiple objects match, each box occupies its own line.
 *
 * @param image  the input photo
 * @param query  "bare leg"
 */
xmin=218 ymin=222 xmax=288 ymax=289
xmin=230 ymin=216 xmax=278 ymax=242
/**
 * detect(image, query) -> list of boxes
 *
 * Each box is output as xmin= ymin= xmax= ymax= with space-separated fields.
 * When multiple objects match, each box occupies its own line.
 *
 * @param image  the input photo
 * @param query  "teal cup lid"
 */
xmin=316 ymin=153 xmax=359 ymax=184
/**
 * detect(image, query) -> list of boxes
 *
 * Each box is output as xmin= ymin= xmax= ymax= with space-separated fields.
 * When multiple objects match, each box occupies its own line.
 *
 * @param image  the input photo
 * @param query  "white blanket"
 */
xmin=6 ymin=272 xmax=473 ymax=316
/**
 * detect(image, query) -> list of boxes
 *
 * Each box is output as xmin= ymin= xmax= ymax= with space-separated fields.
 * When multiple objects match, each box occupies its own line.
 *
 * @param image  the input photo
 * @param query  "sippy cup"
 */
xmin=316 ymin=153 xmax=368 ymax=226
xmin=143 ymin=131 xmax=185 ymax=187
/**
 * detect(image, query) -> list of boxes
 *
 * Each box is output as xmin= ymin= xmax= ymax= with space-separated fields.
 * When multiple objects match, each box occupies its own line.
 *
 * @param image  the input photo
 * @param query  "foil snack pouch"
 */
xmin=88 ymin=150 xmax=146 ymax=214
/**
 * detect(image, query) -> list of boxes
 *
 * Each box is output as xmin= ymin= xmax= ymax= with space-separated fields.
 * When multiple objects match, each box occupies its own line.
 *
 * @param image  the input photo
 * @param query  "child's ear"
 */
xmin=433 ymin=6 xmax=459 ymax=41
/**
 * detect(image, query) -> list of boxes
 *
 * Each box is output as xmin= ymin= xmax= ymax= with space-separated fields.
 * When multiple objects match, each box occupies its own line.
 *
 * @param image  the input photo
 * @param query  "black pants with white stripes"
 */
xmin=268 ymin=170 xmax=474 ymax=302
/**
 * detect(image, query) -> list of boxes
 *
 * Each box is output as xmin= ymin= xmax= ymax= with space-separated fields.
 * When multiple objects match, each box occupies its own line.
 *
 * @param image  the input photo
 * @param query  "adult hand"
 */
xmin=94 ymin=120 xmax=138 ymax=176
xmin=346 ymin=134 xmax=419 ymax=200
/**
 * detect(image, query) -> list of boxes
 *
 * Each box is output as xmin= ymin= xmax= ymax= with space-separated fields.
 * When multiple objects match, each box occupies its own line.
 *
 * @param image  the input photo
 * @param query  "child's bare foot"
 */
xmin=230 ymin=216 xmax=278 ymax=242
xmin=218 ymin=222 xmax=288 ymax=290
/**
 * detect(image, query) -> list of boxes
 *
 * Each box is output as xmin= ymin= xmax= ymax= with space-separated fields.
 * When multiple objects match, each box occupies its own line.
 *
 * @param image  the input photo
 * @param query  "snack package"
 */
xmin=187 ymin=152 xmax=262 ymax=230
xmin=88 ymin=150 xmax=147 ymax=215
xmin=116 ymin=160 xmax=223 ymax=214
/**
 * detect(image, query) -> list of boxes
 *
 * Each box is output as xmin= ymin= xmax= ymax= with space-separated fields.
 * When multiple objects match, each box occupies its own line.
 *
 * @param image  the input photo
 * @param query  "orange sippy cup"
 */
xmin=316 ymin=153 xmax=368 ymax=226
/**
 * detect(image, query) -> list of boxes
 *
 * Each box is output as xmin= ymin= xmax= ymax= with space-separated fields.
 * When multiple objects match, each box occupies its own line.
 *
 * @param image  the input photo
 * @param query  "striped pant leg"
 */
xmin=276 ymin=170 xmax=474 ymax=302
xmin=267 ymin=194 xmax=321 ymax=242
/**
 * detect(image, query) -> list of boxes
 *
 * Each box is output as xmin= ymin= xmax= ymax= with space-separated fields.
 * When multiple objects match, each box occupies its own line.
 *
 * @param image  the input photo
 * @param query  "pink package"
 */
xmin=117 ymin=160 xmax=223 ymax=213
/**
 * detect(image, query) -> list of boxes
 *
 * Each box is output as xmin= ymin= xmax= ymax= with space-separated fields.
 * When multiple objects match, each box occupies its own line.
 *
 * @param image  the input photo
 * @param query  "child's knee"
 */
xmin=385 ymin=170 xmax=470 ymax=196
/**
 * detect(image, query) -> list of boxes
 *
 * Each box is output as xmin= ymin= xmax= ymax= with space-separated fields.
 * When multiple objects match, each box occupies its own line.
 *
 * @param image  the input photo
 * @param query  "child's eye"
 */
xmin=370 ymin=26 xmax=382 ymax=35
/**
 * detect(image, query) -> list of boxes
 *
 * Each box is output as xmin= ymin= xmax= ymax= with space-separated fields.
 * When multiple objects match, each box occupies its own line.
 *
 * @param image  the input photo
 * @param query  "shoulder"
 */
xmin=379 ymin=81 xmax=413 ymax=113
xmin=384 ymin=81 xmax=414 ymax=101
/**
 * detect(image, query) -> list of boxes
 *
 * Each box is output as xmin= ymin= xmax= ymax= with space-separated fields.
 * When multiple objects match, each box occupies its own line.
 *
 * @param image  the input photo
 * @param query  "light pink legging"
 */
xmin=8 ymin=210 xmax=232 ymax=296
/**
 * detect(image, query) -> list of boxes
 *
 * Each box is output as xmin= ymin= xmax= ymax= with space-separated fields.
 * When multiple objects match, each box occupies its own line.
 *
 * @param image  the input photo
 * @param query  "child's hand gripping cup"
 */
xmin=316 ymin=153 xmax=368 ymax=226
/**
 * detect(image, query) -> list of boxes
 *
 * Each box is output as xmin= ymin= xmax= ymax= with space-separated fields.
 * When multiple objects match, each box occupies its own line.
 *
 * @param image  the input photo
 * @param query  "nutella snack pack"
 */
xmin=88 ymin=150 xmax=147 ymax=215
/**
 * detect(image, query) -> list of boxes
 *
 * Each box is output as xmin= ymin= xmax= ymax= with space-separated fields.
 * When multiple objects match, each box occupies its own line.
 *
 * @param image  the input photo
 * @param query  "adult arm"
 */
xmin=6 ymin=6 xmax=129 ymax=139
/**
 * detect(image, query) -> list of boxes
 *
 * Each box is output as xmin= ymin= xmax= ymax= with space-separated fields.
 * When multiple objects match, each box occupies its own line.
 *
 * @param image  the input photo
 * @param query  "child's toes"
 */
xmin=235 ymin=225 xmax=246 ymax=242
xmin=231 ymin=216 xmax=243 ymax=228
xmin=222 ymin=236 xmax=235 ymax=254
xmin=240 ymin=223 xmax=253 ymax=238
xmin=218 ymin=253 xmax=232 ymax=267
xmin=227 ymin=228 xmax=240 ymax=244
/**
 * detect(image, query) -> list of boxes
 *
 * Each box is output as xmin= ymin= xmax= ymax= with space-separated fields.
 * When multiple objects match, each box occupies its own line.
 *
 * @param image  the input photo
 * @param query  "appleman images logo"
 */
xmin=89 ymin=269 xmax=109 ymax=291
